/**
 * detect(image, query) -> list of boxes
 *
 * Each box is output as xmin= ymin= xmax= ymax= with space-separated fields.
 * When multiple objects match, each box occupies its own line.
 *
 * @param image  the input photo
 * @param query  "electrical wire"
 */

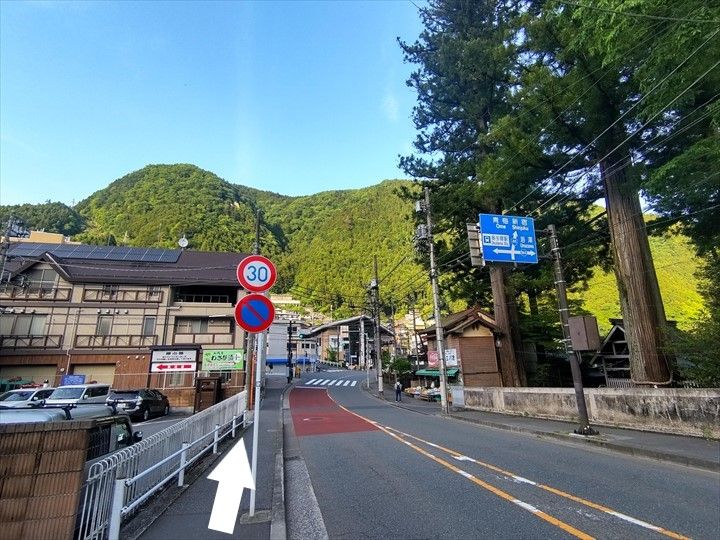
xmin=556 ymin=1 xmax=720 ymax=25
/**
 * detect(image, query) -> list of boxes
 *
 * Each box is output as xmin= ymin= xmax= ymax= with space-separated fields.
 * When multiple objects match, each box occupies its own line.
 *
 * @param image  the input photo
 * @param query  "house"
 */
xmin=0 ymin=242 xmax=250 ymax=409
xmin=418 ymin=306 xmax=502 ymax=386
xmin=266 ymin=318 xmax=318 ymax=371
xmin=302 ymin=315 xmax=394 ymax=366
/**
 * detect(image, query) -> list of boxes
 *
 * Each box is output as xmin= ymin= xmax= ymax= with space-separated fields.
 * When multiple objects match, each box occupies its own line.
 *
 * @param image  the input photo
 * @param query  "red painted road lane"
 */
xmin=290 ymin=387 xmax=378 ymax=437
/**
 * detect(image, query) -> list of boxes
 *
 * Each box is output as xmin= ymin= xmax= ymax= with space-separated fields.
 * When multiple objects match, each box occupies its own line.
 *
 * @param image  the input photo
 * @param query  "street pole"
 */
xmin=287 ymin=320 xmax=294 ymax=383
xmin=360 ymin=316 xmax=369 ymax=389
xmin=547 ymin=224 xmax=597 ymax=435
xmin=411 ymin=292 xmax=419 ymax=371
xmin=249 ymin=329 xmax=265 ymax=516
xmin=425 ymin=187 xmax=449 ymax=414
xmin=373 ymin=255 xmax=383 ymax=396
xmin=246 ymin=209 xmax=262 ymax=408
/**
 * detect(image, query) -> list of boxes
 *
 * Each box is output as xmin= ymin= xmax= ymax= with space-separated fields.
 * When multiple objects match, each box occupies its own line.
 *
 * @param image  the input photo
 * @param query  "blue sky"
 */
xmin=0 ymin=1 xmax=423 ymax=206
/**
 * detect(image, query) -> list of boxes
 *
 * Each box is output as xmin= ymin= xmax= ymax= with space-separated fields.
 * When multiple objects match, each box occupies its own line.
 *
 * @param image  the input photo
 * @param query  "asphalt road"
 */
xmin=288 ymin=371 xmax=720 ymax=540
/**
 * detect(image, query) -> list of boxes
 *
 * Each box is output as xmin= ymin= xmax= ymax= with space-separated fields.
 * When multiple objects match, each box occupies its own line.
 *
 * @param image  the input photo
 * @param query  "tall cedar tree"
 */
xmin=498 ymin=0 xmax=719 ymax=384
xmin=399 ymin=0 xmax=531 ymax=386
xmin=399 ymin=0 xmax=606 ymax=385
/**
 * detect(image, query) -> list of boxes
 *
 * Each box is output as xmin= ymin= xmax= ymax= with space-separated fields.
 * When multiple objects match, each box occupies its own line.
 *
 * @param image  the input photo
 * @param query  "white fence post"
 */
xmin=178 ymin=442 xmax=189 ymax=487
xmin=231 ymin=415 xmax=237 ymax=438
xmin=108 ymin=478 xmax=127 ymax=540
xmin=213 ymin=423 xmax=220 ymax=453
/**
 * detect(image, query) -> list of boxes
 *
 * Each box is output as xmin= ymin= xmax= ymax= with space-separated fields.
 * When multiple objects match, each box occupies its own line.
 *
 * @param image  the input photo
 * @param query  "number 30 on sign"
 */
xmin=236 ymin=255 xmax=277 ymax=292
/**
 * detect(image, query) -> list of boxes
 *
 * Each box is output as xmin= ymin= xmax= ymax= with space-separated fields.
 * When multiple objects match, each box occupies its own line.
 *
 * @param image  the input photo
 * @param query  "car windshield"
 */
xmin=109 ymin=391 xmax=139 ymax=398
xmin=49 ymin=388 xmax=84 ymax=399
xmin=0 ymin=391 xmax=33 ymax=401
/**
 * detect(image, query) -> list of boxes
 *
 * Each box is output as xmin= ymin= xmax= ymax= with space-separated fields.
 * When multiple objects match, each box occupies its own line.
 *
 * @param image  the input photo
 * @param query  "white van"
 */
xmin=45 ymin=383 xmax=111 ymax=405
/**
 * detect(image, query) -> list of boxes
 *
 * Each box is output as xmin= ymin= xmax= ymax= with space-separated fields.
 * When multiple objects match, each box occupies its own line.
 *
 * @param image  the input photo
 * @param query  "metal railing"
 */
xmin=0 ymin=286 xmax=72 ymax=301
xmin=74 ymin=334 xmax=158 ymax=348
xmin=77 ymin=391 xmax=247 ymax=540
xmin=0 ymin=334 xmax=63 ymax=348
xmin=83 ymin=288 xmax=164 ymax=303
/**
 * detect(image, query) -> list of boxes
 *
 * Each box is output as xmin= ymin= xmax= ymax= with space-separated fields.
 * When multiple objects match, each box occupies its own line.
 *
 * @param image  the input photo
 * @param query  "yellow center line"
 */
xmin=382 ymin=425 xmax=690 ymax=540
xmin=334 ymin=402 xmax=594 ymax=540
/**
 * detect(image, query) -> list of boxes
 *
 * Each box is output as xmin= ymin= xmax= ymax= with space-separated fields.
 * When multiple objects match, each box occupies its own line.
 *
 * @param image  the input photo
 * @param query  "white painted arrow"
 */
xmin=492 ymin=248 xmax=536 ymax=257
xmin=207 ymin=437 xmax=255 ymax=535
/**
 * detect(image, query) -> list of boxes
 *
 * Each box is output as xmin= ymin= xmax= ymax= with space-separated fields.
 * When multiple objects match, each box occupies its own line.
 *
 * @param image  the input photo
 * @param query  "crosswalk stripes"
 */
xmin=305 ymin=378 xmax=358 ymax=388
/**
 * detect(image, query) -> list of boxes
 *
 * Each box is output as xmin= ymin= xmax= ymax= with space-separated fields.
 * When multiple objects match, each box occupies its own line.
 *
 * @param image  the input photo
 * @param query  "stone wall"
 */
xmin=463 ymin=387 xmax=720 ymax=438
xmin=0 ymin=420 xmax=92 ymax=539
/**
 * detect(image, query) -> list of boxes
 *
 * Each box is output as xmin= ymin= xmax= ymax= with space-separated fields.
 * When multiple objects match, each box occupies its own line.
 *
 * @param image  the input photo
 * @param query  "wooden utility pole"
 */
xmin=372 ymin=256 xmax=383 ymax=396
xmin=425 ymin=187 xmax=449 ymax=414
xmin=547 ymin=224 xmax=596 ymax=435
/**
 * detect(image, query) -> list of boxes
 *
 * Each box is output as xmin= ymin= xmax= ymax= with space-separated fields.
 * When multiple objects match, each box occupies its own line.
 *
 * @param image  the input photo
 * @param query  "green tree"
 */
xmin=488 ymin=0 xmax=719 ymax=384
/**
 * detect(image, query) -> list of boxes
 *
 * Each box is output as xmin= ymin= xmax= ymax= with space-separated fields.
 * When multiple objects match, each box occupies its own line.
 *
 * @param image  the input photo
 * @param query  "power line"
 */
xmin=509 ymin=27 xmax=720 ymax=214
xmin=557 ymin=1 xmax=720 ymax=25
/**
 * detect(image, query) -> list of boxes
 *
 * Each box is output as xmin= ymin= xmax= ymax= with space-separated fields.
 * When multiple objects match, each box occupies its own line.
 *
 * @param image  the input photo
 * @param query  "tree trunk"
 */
xmin=490 ymin=266 xmax=525 ymax=386
xmin=528 ymin=289 xmax=539 ymax=317
xmin=601 ymin=157 xmax=673 ymax=385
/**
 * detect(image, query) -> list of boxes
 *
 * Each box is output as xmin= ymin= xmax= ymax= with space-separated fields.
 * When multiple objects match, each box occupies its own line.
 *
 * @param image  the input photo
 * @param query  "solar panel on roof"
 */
xmin=7 ymin=242 xmax=181 ymax=263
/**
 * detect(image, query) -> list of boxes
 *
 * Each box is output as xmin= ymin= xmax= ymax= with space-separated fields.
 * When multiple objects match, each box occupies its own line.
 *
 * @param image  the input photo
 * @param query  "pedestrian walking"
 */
xmin=394 ymin=380 xmax=402 ymax=402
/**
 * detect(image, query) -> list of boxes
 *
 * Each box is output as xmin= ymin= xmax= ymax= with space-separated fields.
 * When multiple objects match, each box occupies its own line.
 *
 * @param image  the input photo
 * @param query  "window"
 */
xmin=96 ymin=315 xmax=113 ymax=336
xmin=175 ymin=318 xmax=208 ymax=334
xmin=0 ymin=315 xmax=13 ymax=335
xmin=148 ymin=286 xmax=161 ymax=297
xmin=167 ymin=372 xmax=186 ymax=387
xmin=8 ymin=314 xmax=47 ymax=335
xmin=102 ymin=284 xmax=118 ymax=298
xmin=23 ymin=267 xmax=58 ymax=290
xmin=142 ymin=316 xmax=156 ymax=336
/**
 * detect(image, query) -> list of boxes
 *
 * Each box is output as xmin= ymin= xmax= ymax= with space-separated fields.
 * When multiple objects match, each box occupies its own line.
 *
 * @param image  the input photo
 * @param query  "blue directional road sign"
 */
xmin=478 ymin=213 xmax=539 ymax=264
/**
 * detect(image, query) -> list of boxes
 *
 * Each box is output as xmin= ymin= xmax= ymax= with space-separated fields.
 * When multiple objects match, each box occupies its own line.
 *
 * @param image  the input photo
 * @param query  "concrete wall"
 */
xmin=463 ymin=387 xmax=720 ymax=438
xmin=0 ymin=420 xmax=92 ymax=539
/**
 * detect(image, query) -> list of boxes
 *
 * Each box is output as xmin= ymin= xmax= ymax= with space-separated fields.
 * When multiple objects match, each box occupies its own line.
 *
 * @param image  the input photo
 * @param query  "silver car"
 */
xmin=0 ymin=387 xmax=56 ymax=408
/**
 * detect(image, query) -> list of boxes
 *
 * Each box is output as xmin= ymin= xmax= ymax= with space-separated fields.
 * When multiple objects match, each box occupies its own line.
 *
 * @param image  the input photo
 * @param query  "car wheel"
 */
xmin=142 ymin=408 xmax=150 ymax=422
xmin=163 ymin=405 xmax=169 ymax=416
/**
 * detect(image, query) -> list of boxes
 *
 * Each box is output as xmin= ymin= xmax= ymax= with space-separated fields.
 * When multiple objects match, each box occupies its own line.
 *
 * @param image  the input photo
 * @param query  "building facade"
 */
xmin=0 ymin=243 xmax=250 ymax=408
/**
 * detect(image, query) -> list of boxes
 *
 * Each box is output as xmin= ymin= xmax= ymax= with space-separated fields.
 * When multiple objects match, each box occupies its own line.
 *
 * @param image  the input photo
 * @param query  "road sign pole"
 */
xmin=249 ymin=329 xmax=264 ymax=517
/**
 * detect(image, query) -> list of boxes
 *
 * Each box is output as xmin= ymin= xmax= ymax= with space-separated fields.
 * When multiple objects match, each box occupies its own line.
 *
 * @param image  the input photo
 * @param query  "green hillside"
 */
xmin=1 ymin=164 xmax=707 ymax=329
xmin=575 ymin=232 xmax=705 ymax=333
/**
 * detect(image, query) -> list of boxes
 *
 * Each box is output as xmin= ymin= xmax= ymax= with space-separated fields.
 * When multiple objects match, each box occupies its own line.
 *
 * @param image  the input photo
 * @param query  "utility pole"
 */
xmin=547 ymin=224 xmax=597 ymax=435
xmin=372 ymin=255 xmax=383 ymax=396
xmin=389 ymin=300 xmax=397 ymax=361
xmin=411 ymin=292 xmax=420 ymax=371
xmin=360 ymin=316 xmax=369 ymax=389
xmin=287 ymin=320 xmax=294 ymax=383
xmin=424 ymin=187 xmax=449 ymax=414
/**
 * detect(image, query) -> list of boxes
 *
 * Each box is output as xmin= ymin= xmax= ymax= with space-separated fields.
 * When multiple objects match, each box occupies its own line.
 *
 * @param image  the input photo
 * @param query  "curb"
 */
xmin=361 ymin=381 xmax=720 ymax=473
xmin=269 ymin=382 xmax=293 ymax=540
xmin=446 ymin=414 xmax=720 ymax=473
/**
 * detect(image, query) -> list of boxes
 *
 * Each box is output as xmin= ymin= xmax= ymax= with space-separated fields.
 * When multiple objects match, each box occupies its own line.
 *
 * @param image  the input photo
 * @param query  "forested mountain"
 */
xmin=2 ymin=164 xmax=425 ymax=318
xmin=1 ymin=163 xmax=704 ymax=334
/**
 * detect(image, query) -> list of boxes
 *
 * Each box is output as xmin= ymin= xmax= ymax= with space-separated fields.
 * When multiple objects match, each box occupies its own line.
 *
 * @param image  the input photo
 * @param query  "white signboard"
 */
xmin=151 ymin=349 xmax=198 ymax=364
xmin=445 ymin=348 xmax=458 ymax=367
xmin=151 ymin=362 xmax=197 ymax=373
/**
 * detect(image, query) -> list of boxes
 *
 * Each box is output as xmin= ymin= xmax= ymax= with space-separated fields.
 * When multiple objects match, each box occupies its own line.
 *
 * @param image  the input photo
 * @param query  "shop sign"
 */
xmin=203 ymin=349 xmax=245 ymax=371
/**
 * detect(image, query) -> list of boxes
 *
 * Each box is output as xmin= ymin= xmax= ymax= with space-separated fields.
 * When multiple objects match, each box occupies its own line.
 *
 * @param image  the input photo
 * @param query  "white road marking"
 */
xmin=343 ymin=380 xmax=351 ymax=386
xmin=350 ymin=381 xmax=357 ymax=387
xmin=513 ymin=500 xmax=539 ymax=514
xmin=307 ymin=379 xmax=318 ymax=385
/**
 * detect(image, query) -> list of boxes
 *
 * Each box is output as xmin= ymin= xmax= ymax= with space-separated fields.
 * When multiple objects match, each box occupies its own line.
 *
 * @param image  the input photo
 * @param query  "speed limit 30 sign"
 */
xmin=236 ymin=255 xmax=277 ymax=292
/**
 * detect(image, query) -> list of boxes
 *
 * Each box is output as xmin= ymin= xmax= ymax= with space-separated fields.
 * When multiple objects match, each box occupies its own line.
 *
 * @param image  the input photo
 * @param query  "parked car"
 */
xmin=44 ymin=383 xmax=111 ymax=405
xmin=0 ymin=387 xmax=56 ymax=408
xmin=106 ymin=389 xmax=170 ymax=421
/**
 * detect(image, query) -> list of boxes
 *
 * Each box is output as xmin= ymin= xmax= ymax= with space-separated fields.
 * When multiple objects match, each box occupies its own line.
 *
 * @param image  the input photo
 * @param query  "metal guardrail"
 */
xmin=77 ymin=391 xmax=247 ymax=540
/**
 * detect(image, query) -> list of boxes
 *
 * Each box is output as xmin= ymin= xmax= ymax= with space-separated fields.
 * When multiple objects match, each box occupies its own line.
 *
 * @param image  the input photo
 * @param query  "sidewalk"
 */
xmin=365 ymin=376 xmax=720 ymax=473
xmin=132 ymin=374 xmax=289 ymax=540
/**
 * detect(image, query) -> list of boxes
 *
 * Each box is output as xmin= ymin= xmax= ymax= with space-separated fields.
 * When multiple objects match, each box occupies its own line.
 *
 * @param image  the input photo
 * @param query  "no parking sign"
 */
xmin=234 ymin=294 xmax=275 ymax=334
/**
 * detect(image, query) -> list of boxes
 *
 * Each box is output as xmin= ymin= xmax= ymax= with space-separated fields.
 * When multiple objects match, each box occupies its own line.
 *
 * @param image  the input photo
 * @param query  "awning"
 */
xmin=415 ymin=368 xmax=459 ymax=377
